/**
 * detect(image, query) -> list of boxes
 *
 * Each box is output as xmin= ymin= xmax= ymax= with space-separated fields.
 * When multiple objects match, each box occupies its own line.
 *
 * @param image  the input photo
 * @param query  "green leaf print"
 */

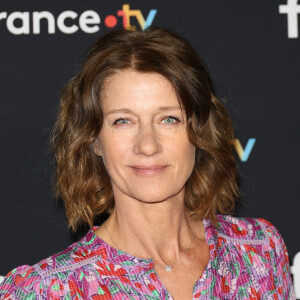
xmin=64 ymin=293 xmax=72 ymax=300
xmin=79 ymin=271 xmax=85 ymax=281
xmin=256 ymin=229 xmax=265 ymax=239
xmin=16 ymin=289 xmax=27 ymax=299
xmin=121 ymin=261 xmax=136 ymax=266
xmin=143 ymin=268 xmax=155 ymax=277
xmin=242 ymin=253 xmax=251 ymax=267
xmin=56 ymin=253 xmax=70 ymax=264
xmin=145 ymin=294 xmax=161 ymax=300
xmin=57 ymin=272 xmax=67 ymax=279
xmin=211 ymin=257 xmax=219 ymax=269
xmin=110 ymin=286 xmax=119 ymax=294
xmin=83 ymin=234 xmax=96 ymax=245
xmin=24 ymin=291 xmax=36 ymax=300
xmin=210 ymin=276 xmax=216 ymax=292
xmin=52 ymin=283 xmax=60 ymax=291
xmin=97 ymin=286 xmax=106 ymax=295
xmin=260 ymin=254 xmax=268 ymax=263
xmin=5 ymin=277 xmax=12 ymax=284
xmin=11 ymin=268 xmax=17 ymax=275
xmin=237 ymin=287 xmax=248 ymax=297
xmin=151 ymin=289 xmax=160 ymax=297
xmin=234 ymin=262 xmax=241 ymax=276
xmin=201 ymin=289 xmax=209 ymax=295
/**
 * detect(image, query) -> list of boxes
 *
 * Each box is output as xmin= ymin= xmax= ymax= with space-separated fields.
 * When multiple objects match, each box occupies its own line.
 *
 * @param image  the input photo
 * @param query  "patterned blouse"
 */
xmin=0 ymin=215 xmax=296 ymax=299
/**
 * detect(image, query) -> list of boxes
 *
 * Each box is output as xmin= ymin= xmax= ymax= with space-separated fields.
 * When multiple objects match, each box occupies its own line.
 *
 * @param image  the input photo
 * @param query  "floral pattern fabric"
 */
xmin=0 ymin=215 xmax=296 ymax=299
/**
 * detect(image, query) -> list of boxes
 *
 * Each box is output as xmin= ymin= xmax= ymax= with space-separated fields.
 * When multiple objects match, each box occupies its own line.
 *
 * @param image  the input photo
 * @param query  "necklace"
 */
xmin=104 ymin=222 xmax=122 ymax=250
xmin=154 ymin=221 xmax=196 ymax=272
xmin=104 ymin=220 xmax=196 ymax=272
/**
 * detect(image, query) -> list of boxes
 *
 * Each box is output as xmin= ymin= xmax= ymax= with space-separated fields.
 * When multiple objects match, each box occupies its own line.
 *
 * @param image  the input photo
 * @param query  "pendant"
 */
xmin=165 ymin=265 xmax=172 ymax=272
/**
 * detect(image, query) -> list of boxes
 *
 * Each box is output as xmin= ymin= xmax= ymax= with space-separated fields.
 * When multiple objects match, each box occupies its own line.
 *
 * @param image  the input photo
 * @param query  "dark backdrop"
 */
xmin=0 ymin=0 xmax=299 ymax=296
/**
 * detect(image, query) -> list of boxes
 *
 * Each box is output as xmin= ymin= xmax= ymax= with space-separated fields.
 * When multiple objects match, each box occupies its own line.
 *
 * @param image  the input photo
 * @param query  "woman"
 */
xmin=0 ymin=27 xmax=295 ymax=299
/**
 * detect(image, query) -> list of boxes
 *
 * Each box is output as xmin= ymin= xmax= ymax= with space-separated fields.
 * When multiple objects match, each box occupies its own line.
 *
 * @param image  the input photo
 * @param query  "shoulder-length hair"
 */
xmin=52 ymin=27 xmax=239 ymax=233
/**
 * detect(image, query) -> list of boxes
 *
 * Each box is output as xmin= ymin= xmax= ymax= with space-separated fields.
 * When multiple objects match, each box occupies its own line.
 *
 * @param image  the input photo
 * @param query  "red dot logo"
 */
xmin=104 ymin=15 xmax=117 ymax=28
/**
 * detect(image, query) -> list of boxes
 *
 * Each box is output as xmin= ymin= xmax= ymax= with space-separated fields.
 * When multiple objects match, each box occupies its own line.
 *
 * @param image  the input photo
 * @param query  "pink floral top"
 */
xmin=0 ymin=216 xmax=296 ymax=299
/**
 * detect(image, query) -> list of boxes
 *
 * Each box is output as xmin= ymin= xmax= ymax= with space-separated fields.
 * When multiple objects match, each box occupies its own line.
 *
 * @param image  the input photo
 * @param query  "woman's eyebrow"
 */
xmin=105 ymin=106 xmax=182 ymax=116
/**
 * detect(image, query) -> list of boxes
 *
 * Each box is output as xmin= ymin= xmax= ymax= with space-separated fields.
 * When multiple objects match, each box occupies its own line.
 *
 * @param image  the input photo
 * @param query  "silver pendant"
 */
xmin=165 ymin=265 xmax=172 ymax=272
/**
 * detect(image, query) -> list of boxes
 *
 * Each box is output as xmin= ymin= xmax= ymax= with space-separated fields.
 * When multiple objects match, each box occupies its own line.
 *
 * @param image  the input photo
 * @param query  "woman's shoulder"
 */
xmin=0 ymin=228 xmax=105 ymax=299
xmin=211 ymin=215 xmax=295 ymax=298
xmin=213 ymin=215 xmax=291 ymax=269
xmin=214 ymin=214 xmax=285 ymax=245
xmin=0 ymin=264 xmax=43 ymax=299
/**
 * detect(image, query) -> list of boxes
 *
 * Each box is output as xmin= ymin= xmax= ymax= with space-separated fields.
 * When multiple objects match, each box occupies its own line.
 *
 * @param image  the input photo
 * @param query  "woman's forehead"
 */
xmin=100 ymin=70 xmax=181 ymax=113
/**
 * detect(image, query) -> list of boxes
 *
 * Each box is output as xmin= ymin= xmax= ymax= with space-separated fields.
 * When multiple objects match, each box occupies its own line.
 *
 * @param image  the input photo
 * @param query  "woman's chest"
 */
xmin=48 ymin=252 xmax=277 ymax=299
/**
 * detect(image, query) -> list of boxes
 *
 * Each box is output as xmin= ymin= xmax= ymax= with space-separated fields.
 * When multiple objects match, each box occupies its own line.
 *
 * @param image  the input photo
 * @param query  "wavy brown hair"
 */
xmin=52 ymin=27 xmax=239 ymax=233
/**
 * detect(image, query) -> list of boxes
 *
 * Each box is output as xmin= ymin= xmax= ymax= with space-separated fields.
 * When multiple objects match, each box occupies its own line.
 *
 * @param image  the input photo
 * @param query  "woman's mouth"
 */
xmin=129 ymin=165 xmax=169 ymax=176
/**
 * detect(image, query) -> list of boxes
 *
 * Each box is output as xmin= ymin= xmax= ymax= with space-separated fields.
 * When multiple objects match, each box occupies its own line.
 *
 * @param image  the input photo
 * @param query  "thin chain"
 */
xmin=154 ymin=220 xmax=196 ymax=272
xmin=105 ymin=223 xmax=121 ymax=251
xmin=104 ymin=220 xmax=196 ymax=272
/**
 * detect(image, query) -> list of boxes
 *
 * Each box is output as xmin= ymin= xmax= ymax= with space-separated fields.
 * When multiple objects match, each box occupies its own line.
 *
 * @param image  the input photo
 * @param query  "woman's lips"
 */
xmin=129 ymin=165 xmax=168 ymax=176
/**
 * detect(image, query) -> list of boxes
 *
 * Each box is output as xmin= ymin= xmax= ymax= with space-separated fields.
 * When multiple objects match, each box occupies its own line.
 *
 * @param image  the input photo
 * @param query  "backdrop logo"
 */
xmin=232 ymin=138 xmax=256 ymax=162
xmin=291 ymin=251 xmax=300 ymax=297
xmin=279 ymin=0 xmax=300 ymax=38
xmin=105 ymin=4 xmax=157 ymax=30
xmin=0 ymin=4 xmax=157 ymax=35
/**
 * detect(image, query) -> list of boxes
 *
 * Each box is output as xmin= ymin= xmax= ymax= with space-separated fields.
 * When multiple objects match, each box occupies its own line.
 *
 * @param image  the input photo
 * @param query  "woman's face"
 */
xmin=94 ymin=70 xmax=195 ymax=204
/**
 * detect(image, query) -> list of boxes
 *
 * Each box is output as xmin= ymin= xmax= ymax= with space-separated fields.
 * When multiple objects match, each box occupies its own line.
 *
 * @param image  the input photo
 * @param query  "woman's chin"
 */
xmin=128 ymin=188 xmax=184 ymax=205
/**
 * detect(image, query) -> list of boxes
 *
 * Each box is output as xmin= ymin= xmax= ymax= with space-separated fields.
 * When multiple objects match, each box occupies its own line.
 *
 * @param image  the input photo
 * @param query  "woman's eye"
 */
xmin=112 ymin=116 xmax=180 ymax=126
xmin=113 ymin=118 xmax=131 ymax=125
xmin=162 ymin=116 xmax=181 ymax=124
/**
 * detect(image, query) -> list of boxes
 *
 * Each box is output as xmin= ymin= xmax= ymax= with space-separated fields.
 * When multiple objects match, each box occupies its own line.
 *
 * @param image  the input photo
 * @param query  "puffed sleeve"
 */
xmin=258 ymin=218 xmax=296 ymax=299
xmin=0 ymin=265 xmax=45 ymax=299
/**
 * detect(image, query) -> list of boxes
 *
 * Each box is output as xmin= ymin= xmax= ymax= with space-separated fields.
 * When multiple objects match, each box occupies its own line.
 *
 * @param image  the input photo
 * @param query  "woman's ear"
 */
xmin=93 ymin=139 xmax=102 ymax=157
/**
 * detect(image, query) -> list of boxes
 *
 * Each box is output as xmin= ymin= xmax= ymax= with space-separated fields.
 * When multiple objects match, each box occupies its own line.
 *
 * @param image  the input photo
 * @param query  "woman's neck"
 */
xmin=97 ymin=188 xmax=203 ymax=265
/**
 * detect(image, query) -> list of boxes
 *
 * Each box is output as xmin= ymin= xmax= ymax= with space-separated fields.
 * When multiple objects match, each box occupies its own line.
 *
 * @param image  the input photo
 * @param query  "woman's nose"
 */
xmin=133 ymin=125 xmax=162 ymax=156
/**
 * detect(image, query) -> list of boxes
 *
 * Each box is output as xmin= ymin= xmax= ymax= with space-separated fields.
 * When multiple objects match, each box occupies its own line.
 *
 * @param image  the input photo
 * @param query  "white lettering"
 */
xmin=79 ymin=10 xmax=100 ymax=34
xmin=279 ymin=0 xmax=300 ymax=38
xmin=32 ymin=11 xmax=55 ymax=34
xmin=57 ymin=11 xmax=78 ymax=34
xmin=7 ymin=12 xmax=30 ymax=35
xmin=0 ymin=12 xmax=7 ymax=22
xmin=0 ymin=10 xmax=105 ymax=35
xmin=291 ymin=251 xmax=300 ymax=297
